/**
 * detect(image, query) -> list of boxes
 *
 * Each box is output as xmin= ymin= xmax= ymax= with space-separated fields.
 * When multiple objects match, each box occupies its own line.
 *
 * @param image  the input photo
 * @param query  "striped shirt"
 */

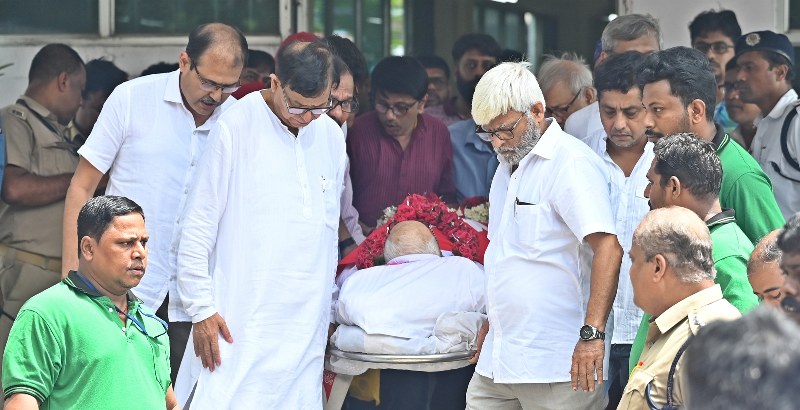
xmin=347 ymin=111 xmax=456 ymax=226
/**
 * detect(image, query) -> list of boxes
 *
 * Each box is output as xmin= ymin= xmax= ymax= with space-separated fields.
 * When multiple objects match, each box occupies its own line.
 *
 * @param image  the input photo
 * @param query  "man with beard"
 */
xmin=582 ymin=51 xmax=652 ymax=408
xmin=62 ymin=23 xmax=248 ymax=384
xmin=466 ymin=61 xmax=623 ymax=409
xmin=566 ymin=13 xmax=662 ymax=141
xmin=638 ymin=46 xmax=784 ymax=244
xmin=689 ymin=9 xmax=742 ymax=134
xmin=778 ymin=213 xmax=800 ymax=320
xmin=427 ymin=33 xmax=500 ymax=126
xmin=735 ymin=31 xmax=800 ymax=219
xmin=348 ymin=56 xmax=455 ymax=229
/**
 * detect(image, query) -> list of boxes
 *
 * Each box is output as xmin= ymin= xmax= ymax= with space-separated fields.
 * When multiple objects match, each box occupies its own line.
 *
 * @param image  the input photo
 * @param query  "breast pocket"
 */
xmin=36 ymin=141 xmax=78 ymax=175
xmin=622 ymin=369 xmax=656 ymax=408
xmin=514 ymin=202 xmax=555 ymax=244
xmin=321 ymin=174 xmax=340 ymax=231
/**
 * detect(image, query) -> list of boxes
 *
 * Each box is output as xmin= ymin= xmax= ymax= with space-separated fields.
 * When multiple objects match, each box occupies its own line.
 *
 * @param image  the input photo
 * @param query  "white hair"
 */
xmin=383 ymin=225 xmax=441 ymax=262
xmin=472 ymin=61 xmax=545 ymax=126
xmin=601 ymin=13 xmax=663 ymax=53
xmin=536 ymin=52 xmax=593 ymax=96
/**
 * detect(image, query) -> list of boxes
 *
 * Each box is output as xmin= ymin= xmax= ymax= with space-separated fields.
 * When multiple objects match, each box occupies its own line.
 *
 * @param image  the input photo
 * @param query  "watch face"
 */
xmin=580 ymin=325 xmax=593 ymax=339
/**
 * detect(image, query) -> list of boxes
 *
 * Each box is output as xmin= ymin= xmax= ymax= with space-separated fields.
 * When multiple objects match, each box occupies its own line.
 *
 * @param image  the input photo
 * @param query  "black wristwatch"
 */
xmin=338 ymin=237 xmax=356 ymax=256
xmin=580 ymin=324 xmax=605 ymax=341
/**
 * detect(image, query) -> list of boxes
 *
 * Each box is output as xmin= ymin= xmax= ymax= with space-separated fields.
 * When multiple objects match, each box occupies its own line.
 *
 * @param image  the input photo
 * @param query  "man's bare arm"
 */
xmin=1 ymin=166 xmax=72 ymax=207
xmin=166 ymin=385 xmax=179 ymax=410
xmin=4 ymin=393 xmax=39 ymax=410
xmin=61 ymin=158 xmax=104 ymax=276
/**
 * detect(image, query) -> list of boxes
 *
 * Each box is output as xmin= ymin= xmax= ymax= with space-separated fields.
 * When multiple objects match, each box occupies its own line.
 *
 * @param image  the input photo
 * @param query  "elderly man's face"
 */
xmin=779 ymin=252 xmax=800 ymax=319
xmin=599 ymin=88 xmax=647 ymax=149
xmin=629 ymin=242 xmax=657 ymax=314
xmin=692 ymin=31 xmax=736 ymax=80
xmin=544 ymin=81 xmax=588 ymax=128
xmin=642 ymin=80 xmax=692 ymax=143
xmin=610 ymin=35 xmax=660 ymax=56
xmin=83 ymin=213 xmax=148 ymax=295
xmin=328 ymin=72 xmax=356 ymax=127
xmin=271 ymin=75 xmax=333 ymax=130
xmin=481 ymin=106 xmax=543 ymax=165
xmin=750 ymin=260 xmax=786 ymax=308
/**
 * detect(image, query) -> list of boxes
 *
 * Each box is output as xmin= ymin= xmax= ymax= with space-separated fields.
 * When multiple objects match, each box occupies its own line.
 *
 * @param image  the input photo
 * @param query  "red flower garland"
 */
xmin=355 ymin=193 xmax=481 ymax=269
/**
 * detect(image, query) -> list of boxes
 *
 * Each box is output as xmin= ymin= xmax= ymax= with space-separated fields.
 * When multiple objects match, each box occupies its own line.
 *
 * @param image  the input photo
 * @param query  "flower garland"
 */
xmin=356 ymin=193 xmax=481 ymax=269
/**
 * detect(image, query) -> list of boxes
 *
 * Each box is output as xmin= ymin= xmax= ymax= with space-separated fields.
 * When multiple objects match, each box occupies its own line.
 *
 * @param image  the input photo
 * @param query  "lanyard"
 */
xmin=15 ymin=99 xmax=79 ymax=155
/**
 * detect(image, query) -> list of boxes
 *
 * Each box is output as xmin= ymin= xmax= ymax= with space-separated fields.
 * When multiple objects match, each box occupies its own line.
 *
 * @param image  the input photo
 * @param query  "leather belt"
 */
xmin=0 ymin=244 xmax=61 ymax=273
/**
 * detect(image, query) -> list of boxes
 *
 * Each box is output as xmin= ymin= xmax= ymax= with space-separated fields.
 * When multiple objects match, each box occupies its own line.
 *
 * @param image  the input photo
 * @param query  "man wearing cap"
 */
xmin=735 ymin=31 xmax=800 ymax=219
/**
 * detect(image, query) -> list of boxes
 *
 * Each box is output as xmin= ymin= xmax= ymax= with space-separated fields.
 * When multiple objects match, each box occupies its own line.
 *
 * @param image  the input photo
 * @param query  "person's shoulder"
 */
xmin=0 ymin=101 xmax=31 ymax=126
xmin=697 ymin=297 xmax=742 ymax=325
xmin=441 ymin=255 xmax=483 ymax=272
xmin=710 ymin=221 xmax=753 ymax=256
xmin=348 ymin=111 xmax=381 ymax=140
xmin=719 ymin=138 xmax=769 ymax=178
xmin=19 ymin=282 xmax=74 ymax=318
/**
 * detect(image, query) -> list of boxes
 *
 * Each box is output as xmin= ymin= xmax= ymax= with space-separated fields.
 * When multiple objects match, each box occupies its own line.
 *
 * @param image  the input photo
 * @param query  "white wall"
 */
xmin=619 ymin=0 xmax=781 ymax=48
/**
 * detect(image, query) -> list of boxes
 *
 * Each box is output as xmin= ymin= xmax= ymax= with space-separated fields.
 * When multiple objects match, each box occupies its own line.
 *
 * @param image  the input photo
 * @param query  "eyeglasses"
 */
xmin=375 ymin=100 xmax=419 ymax=117
xmin=693 ymin=41 xmax=734 ymax=55
xmin=545 ymin=89 xmax=582 ymax=118
xmin=475 ymin=113 xmax=525 ymax=142
xmin=192 ymin=64 xmax=241 ymax=94
xmin=116 ymin=306 xmax=168 ymax=339
xmin=281 ymin=87 xmax=333 ymax=115
xmin=330 ymin=97 xmax=359 ymax=114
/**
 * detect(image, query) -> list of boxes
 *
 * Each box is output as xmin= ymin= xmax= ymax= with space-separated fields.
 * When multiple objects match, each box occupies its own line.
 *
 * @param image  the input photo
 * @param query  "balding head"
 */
xmin=383 ymin=221 xmax=441 ymax=262
xmin=748 ymin=230 xmax=785 ymax=307
xmin=185 ymin=23 xmax=249 ymax=69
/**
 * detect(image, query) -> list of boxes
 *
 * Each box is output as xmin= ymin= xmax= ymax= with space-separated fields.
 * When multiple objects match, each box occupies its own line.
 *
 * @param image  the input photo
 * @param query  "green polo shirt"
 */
xmin=628 ymin=210 xmax=759 ymax=373
xmin=3 ymin=271 xmax=171 ymax=409
xmin=714 ymin=126 xmax=785 ymax=243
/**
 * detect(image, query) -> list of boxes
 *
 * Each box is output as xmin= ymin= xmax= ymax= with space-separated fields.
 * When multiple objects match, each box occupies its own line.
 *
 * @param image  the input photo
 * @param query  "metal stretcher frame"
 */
xmin=328 ymin=349 xmax=475 ymax=364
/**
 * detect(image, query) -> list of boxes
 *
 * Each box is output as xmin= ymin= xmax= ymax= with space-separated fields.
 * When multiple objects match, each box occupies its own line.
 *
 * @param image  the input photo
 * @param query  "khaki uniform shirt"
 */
xmin=0 ymin=96 xmax=79 ymax=257
xmin=617 ymin=285 xmax=740 ymax=409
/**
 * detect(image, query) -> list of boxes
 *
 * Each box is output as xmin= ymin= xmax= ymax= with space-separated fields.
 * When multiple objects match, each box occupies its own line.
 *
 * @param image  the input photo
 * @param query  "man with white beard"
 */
xmin=466 ymin=61 xmax=623 ymax=409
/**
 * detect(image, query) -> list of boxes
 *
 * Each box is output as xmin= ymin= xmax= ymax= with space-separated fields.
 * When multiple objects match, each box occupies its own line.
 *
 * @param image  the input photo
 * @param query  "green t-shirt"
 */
xmin=3 ymin=272 xmax=171 ymax=409
xmin=715 ymin=128 xmax=785 ymax=242
xmin=628 ymin=211 xmax=759 ymax=373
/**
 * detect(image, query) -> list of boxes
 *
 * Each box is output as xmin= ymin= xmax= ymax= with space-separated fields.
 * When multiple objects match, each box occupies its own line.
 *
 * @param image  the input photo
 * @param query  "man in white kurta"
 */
xmin=466 ymin=62 xmax=622 ymax=409
xmin=175 ymin=41 xmax=346 ymax=408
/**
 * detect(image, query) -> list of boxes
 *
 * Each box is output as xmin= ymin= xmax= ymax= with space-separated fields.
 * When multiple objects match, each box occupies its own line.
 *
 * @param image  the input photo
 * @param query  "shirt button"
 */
xmin=184 ymin=188 xmax=189 ymax=194
xmin=108 ymin=308 xmax=113 ymax=313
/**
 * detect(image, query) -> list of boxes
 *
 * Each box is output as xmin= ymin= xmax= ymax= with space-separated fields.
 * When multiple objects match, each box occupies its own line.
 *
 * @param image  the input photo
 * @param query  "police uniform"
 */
xmin=735 ymin=31 xmax=800 ymax=219
xmin=617 ymin=285 xmax=740 ymax=410
xmin=0 ymin=96 xmax=79 ymax=372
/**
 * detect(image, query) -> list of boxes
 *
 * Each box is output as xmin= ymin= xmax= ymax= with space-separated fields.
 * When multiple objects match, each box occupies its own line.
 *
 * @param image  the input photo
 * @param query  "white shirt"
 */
xmin=338 ymin=123 xmax=366 ymax=244
xmin=584 ymin=130 xmax=653 ymax=344
xmin=751 ymin=89 xmax=800 ymax=218
xmin=564 ymin=101 xmax=603 ymax=143
xmin=336 ymin=254 xmax=486 ymax=339
xmin=174 ymin=91 xmax=346 ymax=408
xmin=78 ymin=70 xmax=235 ymax=321
xmin=477 ymin=119 xmax=616 ymax=384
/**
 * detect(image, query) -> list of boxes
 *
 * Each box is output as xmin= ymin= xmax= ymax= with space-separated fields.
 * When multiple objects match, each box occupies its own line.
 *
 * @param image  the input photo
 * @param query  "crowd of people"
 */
xmin=0 ymin=7 xmax=799 ymax=410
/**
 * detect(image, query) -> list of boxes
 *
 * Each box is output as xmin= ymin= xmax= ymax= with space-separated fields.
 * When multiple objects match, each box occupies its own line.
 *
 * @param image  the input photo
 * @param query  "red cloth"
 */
xmin=338 ymin=225 xmax=489 ymax=273
xmin=231 ymin=80 xmax=265 ymax=100
xmin=347 ymin=111 xmax=456 ymax=226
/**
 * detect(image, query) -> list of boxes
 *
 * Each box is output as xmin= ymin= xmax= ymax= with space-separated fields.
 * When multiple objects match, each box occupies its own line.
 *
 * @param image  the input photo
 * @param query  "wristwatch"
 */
xmin=579 ymin=324 xmax=605 ymax=341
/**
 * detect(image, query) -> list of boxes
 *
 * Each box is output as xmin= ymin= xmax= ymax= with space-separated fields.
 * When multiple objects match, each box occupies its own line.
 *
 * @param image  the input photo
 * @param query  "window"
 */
xmin=0 ymin=0 xmax=98 ymax=34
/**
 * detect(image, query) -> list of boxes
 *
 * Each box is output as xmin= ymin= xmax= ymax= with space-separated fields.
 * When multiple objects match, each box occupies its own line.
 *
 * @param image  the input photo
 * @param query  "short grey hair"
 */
xmin=537 ymin=52 xmax=593 ymax=96
xmin=633 ymin=207 xmax=716 ymax=283
xmin=748 ymin=231 xmax=783 ymax=276
xmin=383 ymin=222 xmax=441 ymax=262
xmin=601 ymin=14 xmax=663 ymax=53
xmin=472 ymin=61 xmax=545 ymax=126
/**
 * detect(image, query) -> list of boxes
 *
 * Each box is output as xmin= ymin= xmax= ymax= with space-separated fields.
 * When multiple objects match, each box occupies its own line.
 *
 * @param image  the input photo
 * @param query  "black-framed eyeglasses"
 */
xmin=475 ymin=112 xmax=525 ymax=142
xmin=375 ymin=100 xmax=419 ymax=117
xmin=281 ymin=87 xmax=333 ymax=116
xmin=545 ymin=89 xmax=582 ymax=118
xmin=117 ymin=306 xmax=169 ymax=339
xmin=330 ymin=97 xmax=359 ymax=114
xmin=693 ymin=41 xmax=734 ymax=55
xmin=192 ymin=64 xmax=241 ymax=94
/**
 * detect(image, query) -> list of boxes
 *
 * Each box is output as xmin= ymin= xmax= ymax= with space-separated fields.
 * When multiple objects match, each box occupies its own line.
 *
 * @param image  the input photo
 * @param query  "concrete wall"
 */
xmin=619 ymin=0 xmax=781 ymax=48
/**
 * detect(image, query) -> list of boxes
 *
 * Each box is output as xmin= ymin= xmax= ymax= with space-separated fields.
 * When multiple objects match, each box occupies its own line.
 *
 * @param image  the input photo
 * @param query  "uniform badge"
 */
xmin=745 ymin=33 xmax=761 ymax=46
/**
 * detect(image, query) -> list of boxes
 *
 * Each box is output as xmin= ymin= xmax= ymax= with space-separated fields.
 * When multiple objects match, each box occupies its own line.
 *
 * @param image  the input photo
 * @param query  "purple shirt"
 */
xmin=347 ymin=111 xmax=456 ymax=226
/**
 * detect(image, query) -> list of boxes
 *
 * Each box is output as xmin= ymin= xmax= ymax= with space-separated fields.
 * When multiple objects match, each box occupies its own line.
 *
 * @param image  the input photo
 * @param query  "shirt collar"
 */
xmin=18 ymin=95 xmax=58 ymax=122
xmin=385 ymin=253 xmax=440 ymax=265
xmin=767 ymin=89 xmax=799 ymax=120
xmin=65 ymin=270 xmax=140 ymax=303
xmin=706 ymin=208 xmax=736 ymax=229
xmin=653 ymin=284 xmax=723 ymax=335
xmin=526 ymin=118 xmax=558 ymax=161
xmin=163 ymin=69 xmax=183 ymax=104
xmin=711 ymin=123 xmax=729 ymax=152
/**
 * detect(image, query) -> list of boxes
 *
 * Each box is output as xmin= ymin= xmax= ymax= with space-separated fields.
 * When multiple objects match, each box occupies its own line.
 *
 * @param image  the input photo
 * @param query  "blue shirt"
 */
xmin=715 ymin=101 xmax=738 ymax=135
xmin=448 ymin=118 xmax=500 ymax=202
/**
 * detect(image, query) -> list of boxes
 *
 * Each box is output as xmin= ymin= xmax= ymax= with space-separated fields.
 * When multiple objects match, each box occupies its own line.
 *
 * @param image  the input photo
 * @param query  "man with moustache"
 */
xmin=427 ymin=33 xmax=501 ymax=126
xmin=62 ymin=23 xmax=248 ymax=384
xmin=723 ymin=60 xmax=761 ymax=149
xmin=748 ymin=230 xmax=786 ymax=308
xmin=566 ymin=13 xmax=662 ymax=141
xmin=778 ymin=213 xmax=800 ymax=320
xmin=582 ymin=51 xmax=652 ymax=407
xmin=637 ymin=46 xmax=784 ymax=244
xmin=735 ymin=31 xmax=800 ymax=219
xmin=3 ymin=195 xmax=177 ymax=409
xmin=348 ymin=56 xmax=455 ymax=229
xmin=175 ymin=40 xmax=345 ymax=408
xmin=466 ymin=61 xmax=622 ymax=409
xmin=689 ymin=9 xmax=742 ymax=133
xmin=417 ymin=54 xmax=452 ymax=109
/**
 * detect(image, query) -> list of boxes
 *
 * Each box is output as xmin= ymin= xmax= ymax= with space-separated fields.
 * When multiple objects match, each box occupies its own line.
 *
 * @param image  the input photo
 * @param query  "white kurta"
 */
xmin=175 ymin=91 xmax=346 ymax=409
